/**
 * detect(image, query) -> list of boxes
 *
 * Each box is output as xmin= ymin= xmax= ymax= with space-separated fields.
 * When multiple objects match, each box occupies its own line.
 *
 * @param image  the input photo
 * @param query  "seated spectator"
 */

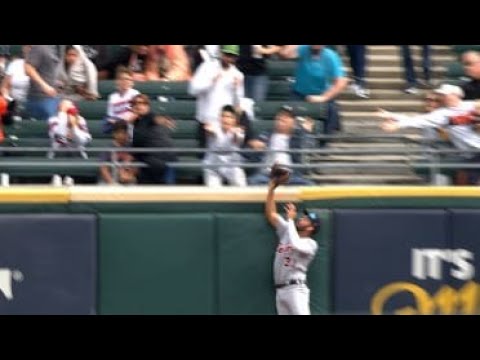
xmin=460 ymin=51 xmax=480 ymax=100
xmin=99 ymin=120 xmax=138 ymax=185
xmin=48 ymin=99 xmax=92 ymax=160
xmin=378 ymin=84 xmax=480 ymax=185
xmin=58 ymin=45 xmax=99 ymax=102
xmin=98 ymin=45 xmax=149 ymax=80
xmin=103 ymin=66 xmax=139 ymax=135
xmin=247 ymin=105 xmax=315 ymax=185
xmin=131 ymin=94 xmax=177 ymax=184
xmin=203 ymin=105 xmax=247 ymax=187
xmin=0 ymin=45 xmax=31 ymax=119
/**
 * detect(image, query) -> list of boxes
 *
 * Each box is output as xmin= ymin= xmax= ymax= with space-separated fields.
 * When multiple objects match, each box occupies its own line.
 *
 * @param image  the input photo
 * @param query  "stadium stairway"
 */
xmin=309 ymin=45 xmax=457 ymax=185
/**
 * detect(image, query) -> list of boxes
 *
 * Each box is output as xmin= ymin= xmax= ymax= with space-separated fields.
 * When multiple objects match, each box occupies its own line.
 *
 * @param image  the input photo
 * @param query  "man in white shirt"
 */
xmin=189 ymin=45 xmax=245 ymax=157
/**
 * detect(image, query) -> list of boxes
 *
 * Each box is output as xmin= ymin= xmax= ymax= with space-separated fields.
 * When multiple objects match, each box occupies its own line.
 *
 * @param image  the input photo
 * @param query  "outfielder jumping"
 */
xmin=265 ymin=168 xmax=320 ymax=315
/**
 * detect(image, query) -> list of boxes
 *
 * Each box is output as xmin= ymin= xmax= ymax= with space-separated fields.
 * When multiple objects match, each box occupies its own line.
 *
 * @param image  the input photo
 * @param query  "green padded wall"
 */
xmin=99 ymin=214 xmax=216 ymax=315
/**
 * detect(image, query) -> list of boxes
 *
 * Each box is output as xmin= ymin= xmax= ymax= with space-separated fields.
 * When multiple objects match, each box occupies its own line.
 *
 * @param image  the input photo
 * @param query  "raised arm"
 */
xmin=265 ymin=179 xmax=280 ymax=228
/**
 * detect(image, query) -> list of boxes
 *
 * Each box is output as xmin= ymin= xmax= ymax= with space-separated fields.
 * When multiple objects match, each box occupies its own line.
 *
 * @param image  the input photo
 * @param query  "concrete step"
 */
xmin=339 ymin=89 xmax=430 ymax=101
xmin=308 ymin=173 xmax=424 ymax=184
xmin=321 ymin=154 xmax=425 ymax=161
xmin=338 ymin=99 xmax=424 ymax=112
xmin=360 ymin=78 xmax=446 ymax=90
xmin=344 ymin=66 xmax=446 ymax=78
xmin=366 ymin=45 xmax=453 ymax=56
xmin=341 ymin=54 xmax=456 ymax=67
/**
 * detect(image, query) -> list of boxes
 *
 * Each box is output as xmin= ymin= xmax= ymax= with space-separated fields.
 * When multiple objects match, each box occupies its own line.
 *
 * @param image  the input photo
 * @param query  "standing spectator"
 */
xmin=460 ymin=51 xmax=480 ymax=100
xmin=203 ymin=105 xmax=247 ymax=187
xmin=57 ymin=45 xmax=99 ymax=102
xmin=0 ymin=45 xmax=31 ymax=119
xmin=237 ymin=45 xmax=282 ymax=102
xmin=25 ymin=45 xmax=63 ymax=121
xmin=282 ymin=45 xmax=348 ymax=140
xmin=346 ymin=45 xmax=369 ymax=98
xmin=400 ymin=45 xmax=431 ymax=94
xmin=189 ymin=45 xmax=244 ymax=155
xmin=97 ymin=45 xmax=149 ymax=80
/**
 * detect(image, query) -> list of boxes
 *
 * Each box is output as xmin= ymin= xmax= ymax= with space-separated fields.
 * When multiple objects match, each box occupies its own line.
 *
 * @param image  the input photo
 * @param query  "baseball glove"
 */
xmin=270 ymin=163 xmax=291 ymax=185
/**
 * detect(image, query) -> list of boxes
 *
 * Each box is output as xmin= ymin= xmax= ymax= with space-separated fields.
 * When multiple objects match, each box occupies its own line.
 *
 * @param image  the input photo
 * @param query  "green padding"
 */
xmin=217 ymin=211 xmax=331 ymax=315
xmin=99 ymin=214 xmax=215 ymax=314
xmin=217 ymin=214 xmax=277 ymax=314
xmin=308 ymin=209 xmax=331 ymax=314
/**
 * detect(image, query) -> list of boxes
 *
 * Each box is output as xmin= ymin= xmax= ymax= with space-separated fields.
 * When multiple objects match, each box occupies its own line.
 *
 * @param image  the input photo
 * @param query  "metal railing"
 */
xmin=0 ymin=133 xmax=479 ymax=185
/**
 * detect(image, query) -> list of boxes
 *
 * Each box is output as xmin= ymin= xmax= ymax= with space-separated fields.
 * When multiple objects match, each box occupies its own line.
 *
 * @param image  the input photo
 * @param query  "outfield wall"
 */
xmin=0 ymin=186 xmax=478 ymax=315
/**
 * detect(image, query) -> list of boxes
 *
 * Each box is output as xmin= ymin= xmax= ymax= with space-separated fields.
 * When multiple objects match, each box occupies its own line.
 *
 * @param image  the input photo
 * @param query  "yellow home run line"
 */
xmin=0 ymin=187 xmax=69 ymax=203
xmin=300 ymin=186 xmax=480 ymax=201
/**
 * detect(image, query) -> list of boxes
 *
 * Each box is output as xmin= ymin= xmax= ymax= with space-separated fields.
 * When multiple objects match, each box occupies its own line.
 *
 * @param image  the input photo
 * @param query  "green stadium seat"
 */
xmin=254 ymin=101 xmax=327 ymax=120
xmin=98 ymin=81 xmax=192 ymax=100
xmin=267 ymin=81 xmax=292 ymax=100
xmin=446 ymin=62 xmax=465 ymax=79
xmin=266 ymin=60 xmax=296 ymax=79
xmin=9 ymin=45 xmax=23 ymax=58
xmin=77 ymin=101 xmax=108 ymax=119
xmin=452 ymin=45 xmax=480 ymax=55
xmin=156 ymin=100 xmax=197 ymax=119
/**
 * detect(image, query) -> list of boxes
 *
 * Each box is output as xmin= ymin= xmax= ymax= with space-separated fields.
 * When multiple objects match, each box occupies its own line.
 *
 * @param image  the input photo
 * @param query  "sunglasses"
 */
xmin=132 ymin=101 xmax=148 ymax=105
xmin=425 ymin=98 xmax=439 ymax=102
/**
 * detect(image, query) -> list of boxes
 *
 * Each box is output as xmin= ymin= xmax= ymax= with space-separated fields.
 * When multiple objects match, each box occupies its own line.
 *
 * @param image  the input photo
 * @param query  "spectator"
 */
xmin=346 ymin=45 xmax=369 ymax=98
xmin=99 ymin=120 xmax=138 ymax=185
xmin=282 ymin=45 xmax=348 ymax=141
xmin=189 ymin=45 xmax=244 ymax=155
xmin=131 ymin=94 xmax=177 ymax=184
xmin=25 ymin=45 xmax=63 ymax=121
xmin=0 ymin=45 xmax=31 ymax=119
xmin=98 ymin=45 xmax=149 ymax=80
xmin=103 ymin=66 xmax=140 ymax=135
xmin=400 ymin=45 xmax=432 ymax=94
xmin=58 ymin=45 xmax=99 ymax=102
xmin=378 ymin=84 xmax=480 ymax=185
xmin=460 ymin=51 xmax=480 ymax=100
xmin=247 ymin=105 xmax=315 ymax=185
xmin=48 ymin=99 xmax=92 ymax=160
xmin=203 ymin=105 xmax=247 ymax=187
xmin=237 ymin=45 xmax=282 ymax=102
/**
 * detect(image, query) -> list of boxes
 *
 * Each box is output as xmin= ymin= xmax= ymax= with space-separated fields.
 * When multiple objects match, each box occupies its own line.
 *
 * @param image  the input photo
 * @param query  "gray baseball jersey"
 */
xmin=273 ymin=215 xmax=318 ymax=285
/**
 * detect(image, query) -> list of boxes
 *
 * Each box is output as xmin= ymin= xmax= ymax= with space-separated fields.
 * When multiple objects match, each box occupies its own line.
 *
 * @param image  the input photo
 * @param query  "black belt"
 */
xmin=275 ymin=279 xmax=306 ymax=289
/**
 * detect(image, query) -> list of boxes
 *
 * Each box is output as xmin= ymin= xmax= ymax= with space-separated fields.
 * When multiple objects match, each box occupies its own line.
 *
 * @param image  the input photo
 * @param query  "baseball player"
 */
xmin=265 ymin=174 xmax=320 ymax=315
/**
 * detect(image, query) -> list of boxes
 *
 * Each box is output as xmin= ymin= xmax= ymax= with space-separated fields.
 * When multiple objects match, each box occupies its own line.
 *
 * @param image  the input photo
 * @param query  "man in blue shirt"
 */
xmin=281 ymin=45 xmax=348 ymax=144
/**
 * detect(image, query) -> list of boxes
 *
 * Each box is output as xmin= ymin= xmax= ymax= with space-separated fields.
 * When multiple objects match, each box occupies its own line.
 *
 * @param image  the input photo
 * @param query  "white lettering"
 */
xmin=0 ymin=269 xmax=13 ymax=301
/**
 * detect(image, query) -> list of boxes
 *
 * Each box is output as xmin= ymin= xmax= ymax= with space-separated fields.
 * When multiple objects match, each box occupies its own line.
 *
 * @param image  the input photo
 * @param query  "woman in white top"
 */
xmin=57 ymin=45 xmax=99 ymax=102
xmin=0 ymin=45 xmax=31 ymax=116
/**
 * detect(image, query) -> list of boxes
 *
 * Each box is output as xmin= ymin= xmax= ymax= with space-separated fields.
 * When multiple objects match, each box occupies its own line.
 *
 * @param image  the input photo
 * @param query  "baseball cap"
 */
xmin=221 ymin=45 xmax=240 ymax=56
xmin=434 ymin=84 xmax=465 ymax=98
xmin=278 ymin=104 xmax=295 ymax=117
xmin=303 ymin=209 xmax=321 ymax=233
